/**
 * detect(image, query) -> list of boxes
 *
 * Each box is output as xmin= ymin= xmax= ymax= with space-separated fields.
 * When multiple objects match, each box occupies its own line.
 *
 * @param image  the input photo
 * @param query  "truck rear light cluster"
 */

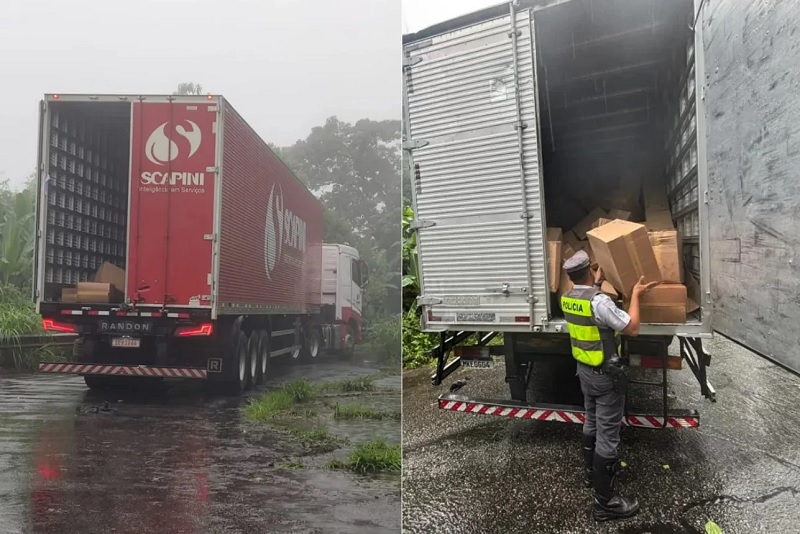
xmin=174 ymin=323 xmax=213 ymax=337
xmin=42 ymin=318 xmax=77 ymax=333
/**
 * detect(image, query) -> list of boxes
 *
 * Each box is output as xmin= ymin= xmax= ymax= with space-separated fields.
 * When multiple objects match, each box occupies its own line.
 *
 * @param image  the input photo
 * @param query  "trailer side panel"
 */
xmin=703 ymin=0 xmax=800 ymax=373
xmin=217 ymin=101 xmax=323 ymax=315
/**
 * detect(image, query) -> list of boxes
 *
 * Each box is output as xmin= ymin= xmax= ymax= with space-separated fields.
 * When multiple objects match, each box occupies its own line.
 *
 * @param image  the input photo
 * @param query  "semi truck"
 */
xmin=403 ymin=0 xmax=719 ymax=428
xmin=34 ymin=94 xmax=367 ymax=393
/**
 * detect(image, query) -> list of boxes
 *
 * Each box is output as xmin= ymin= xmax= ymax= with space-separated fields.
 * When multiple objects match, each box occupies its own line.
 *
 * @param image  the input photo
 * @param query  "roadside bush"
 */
xmin=366 ymin=315 xmax=400 ymax=364
xmin=0 ymin=285 xmax=64 ymax=371
xmin=402 ymin=311 xmax=437 ymax=369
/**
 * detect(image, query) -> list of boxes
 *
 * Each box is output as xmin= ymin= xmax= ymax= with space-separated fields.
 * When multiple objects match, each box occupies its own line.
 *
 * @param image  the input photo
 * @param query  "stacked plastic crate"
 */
xmin=45 ymin=105 xmax=128 ymax=300
xmin=664 ymin=36 xmax=700 ymax=281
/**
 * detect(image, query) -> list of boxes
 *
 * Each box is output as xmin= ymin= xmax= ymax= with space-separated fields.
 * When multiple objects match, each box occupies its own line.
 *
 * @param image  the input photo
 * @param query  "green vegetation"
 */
xmin=334 ymin=403 xmax=400 ymax=421
xmin=278 ymin=462 xmax=305 ymax=470
xmin=319 ymin=375 xmax=377 ymax=393
xmin=328 ymin=438 xmax=401 ymax=473
xmin=366 ymin=315 xmax=401 ymax=364
xmin=245 ymin=380 xmax=316 ymax=421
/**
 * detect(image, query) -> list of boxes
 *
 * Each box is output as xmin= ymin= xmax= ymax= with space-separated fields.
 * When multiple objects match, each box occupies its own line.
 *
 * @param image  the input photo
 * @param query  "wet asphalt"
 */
xmin=402 ymin=335 xmax=800 ymax=533
xmin=0 ymin=356 xmax=400 ymax=534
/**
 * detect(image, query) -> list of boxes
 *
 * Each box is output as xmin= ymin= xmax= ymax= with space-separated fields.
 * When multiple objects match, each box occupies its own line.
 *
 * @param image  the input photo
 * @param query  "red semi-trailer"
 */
xmin=34 ymin=94 xmax=366 ymax=393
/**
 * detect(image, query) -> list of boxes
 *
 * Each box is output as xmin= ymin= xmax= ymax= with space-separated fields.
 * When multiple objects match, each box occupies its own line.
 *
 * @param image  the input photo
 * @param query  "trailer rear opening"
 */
xmin=41 ymin=100 xmax=131 ymax=303
xmin=535 ymin=0 xmax=702 ymax=323
xmin=402 ymin=0 xmax=714 ymax=426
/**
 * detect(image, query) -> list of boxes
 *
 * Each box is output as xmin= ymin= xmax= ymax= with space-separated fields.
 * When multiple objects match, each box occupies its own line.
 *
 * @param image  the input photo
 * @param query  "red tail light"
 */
xmin=42 ymin=319 xmax=77 ymax=333
xmin=175 ymin=323 xmax=213 ymax=337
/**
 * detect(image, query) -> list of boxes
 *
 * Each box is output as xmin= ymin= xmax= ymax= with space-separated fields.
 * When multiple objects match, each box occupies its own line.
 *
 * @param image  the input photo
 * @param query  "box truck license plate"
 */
xmin=111 ymin=337 xmax=140 ymax=349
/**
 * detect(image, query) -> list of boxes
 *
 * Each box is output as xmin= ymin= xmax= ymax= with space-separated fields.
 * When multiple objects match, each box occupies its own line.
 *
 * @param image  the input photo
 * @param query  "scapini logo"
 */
xmin=140 ymin=120 xmax=205 ymax=186
xmin=264 ymin=184 xmax=308 ymax=280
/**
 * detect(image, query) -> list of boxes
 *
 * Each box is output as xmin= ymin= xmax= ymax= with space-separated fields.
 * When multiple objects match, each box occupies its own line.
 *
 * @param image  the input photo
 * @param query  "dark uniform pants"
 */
xmin=577 ymin=363 xmax=625 ymax=459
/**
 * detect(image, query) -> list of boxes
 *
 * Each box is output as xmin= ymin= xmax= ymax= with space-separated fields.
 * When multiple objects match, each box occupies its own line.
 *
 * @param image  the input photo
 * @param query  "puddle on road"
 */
xmin=0 ymin=356 xmax=401 ymax=533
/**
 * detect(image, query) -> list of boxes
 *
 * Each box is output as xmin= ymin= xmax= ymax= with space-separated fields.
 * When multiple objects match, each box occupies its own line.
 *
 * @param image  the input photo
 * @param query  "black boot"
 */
xmin=582 ymin=435 xmax=595 ymax=488
xmin=593 ymin=455 xmax=639 ymax=521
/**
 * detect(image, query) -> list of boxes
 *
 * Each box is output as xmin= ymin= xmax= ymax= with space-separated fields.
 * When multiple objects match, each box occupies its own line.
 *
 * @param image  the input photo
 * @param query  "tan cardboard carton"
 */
xmin=638 ymin=284 xmax=687 ymax=324
xmin=586 ymin=220 xmax=662 ymax=298
xmin=546 ymin=228 xmax=563 ymax=293
xmin=563 ymin=233 xmax=596 ymax=268
xmin=76 ymin=282 xmax=124 ymax=304
xmin=606 ymin=209 xmax=632 ymax=221
xmin=649 ymin=230 xmax=683 ymax=283
xmin=685 ymin=268 xmax=701 ymax=314
xmin=94 ymin=262 xmax=126 ymax=292
xmin=61 ymin=287 xmax=77 ymax=303
xmin=572 ymin=207 xmax=608 ymax=240
xmin=591 ymin=218 xmax=614 ymax=230
xmin=645 ymin=209 xmax=675 ymax=231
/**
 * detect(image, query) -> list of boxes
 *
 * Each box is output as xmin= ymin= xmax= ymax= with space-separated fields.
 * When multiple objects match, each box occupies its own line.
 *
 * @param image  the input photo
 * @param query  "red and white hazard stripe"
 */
xmin=439 ymin=399 xmax=699 ymax=429
xmin=38 ymin=362 xmax=207 ymax=379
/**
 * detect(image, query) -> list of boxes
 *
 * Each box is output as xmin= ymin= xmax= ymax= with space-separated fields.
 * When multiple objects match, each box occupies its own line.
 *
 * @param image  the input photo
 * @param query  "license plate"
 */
xmin=461 ymin=357 xmax=494 ymax=369
xmin=111 ymin=337 xmax=140 ymax=348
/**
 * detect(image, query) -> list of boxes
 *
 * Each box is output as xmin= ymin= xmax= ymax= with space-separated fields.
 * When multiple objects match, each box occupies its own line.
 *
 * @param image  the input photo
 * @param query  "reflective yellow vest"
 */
xmin=560 ymin=286 xmax=620 ymax=367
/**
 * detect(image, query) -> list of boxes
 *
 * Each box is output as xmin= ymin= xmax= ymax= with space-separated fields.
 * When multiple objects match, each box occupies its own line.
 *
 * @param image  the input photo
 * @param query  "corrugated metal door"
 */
xmin=404 ymin=7 xmax=547 ymax=330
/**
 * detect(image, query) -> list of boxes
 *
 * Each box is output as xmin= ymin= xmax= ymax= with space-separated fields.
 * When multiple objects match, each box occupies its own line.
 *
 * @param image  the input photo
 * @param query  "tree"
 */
xmin=275 ymin=117 xmax=401 ymax=318
xmin=0 ymin=175 xmax=37 ymax=289
xmin=174 ymin=82 xmax=204 ymax=95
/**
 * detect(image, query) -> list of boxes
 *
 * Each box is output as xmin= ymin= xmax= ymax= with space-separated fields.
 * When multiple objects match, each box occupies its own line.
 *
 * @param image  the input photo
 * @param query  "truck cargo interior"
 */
xmin=42 ymin=101 xmax=131 ymax=303
xmin=534 ymin=0 xmax=702 ymax=322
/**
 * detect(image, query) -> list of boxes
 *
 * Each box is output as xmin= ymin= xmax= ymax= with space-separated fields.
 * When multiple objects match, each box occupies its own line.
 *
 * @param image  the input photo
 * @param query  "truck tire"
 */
xmin=339 ymin=324 xmax=356 ymax=360
xmin=302 ymin=326 xmax=321 ymax=360
xmin=256 ymin=330 xmax=270 ymax=385
xmin=247 ymin=332 xmax=259 ymax=389
xmin=224 ymin=331 xmax=249 ymax=395
xmin=84 ymin=375 xmax=110 ymax=390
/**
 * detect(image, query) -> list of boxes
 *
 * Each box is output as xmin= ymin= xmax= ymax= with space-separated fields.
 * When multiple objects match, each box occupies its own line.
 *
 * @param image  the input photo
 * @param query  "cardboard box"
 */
xmin=94 ymin=262 xmax=125 ymax=292
xmin=76 ymin=282 xmax=124 ymax=304
xmin=606 ymin=209 xmax=632 ymax=221
xmin=61 ymin=287 xmax=77 ymax=303
xmin=572 ymin=207 xmax=608 ymax=240
xmin=562 ymin=232 xmax=597 ymax=268
xmin=591 ymin=218 xmax=614 ymax=230
xmin=645 ymin=209 xmax=675 ymax=231
xmin=649 ymin=230 xmax=683 ymax=283
xmin=685 ymin=268 xmax=701 ymax=314
xmin=638 ymin=284 xmax=687 ymax=323
xmin=546 ymin=228 xmax=563 ymax=293
xmin=586 ymin=220 xmax=662 ymax=298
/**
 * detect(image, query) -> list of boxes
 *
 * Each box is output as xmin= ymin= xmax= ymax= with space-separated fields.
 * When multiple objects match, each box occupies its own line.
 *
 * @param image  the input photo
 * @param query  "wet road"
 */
xmin=0 ymin=357 xmax=400 ymax=534
xmin=402 ymin=335 xmax=800 ymax=533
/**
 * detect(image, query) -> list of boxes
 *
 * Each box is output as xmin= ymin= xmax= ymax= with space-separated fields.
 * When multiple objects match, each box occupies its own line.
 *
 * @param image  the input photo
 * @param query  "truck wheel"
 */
xmin=84 ymin=375 xmax=109 ymax=390
xmin=247 ymin=332 xmax=259 ymax=390
xmin=256 ymin=330 xmax=270 ymax=385
xmin=302 ymin=327 xmax=321 ymax=360
xmin=339 ymin=324 xmax=356 ymax=360
xmin=223 ymin=330 xmax=249 ymax=395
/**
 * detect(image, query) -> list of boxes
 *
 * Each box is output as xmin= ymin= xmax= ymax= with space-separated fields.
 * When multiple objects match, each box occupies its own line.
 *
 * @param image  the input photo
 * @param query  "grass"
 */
xmin=318 ymin=375 xmax=376 ymax=393
xmin=327 ymin=437 xmax=401 ymax=473
xmin=278 ymin=461 xmax=305 ymax=470
xmin=0 ymin=286 xmax=68 ymax=371
xmin=245 ymin=379 xmax=316 ymax=421
xmin=334 ymin=402 xmax=400 ymax=421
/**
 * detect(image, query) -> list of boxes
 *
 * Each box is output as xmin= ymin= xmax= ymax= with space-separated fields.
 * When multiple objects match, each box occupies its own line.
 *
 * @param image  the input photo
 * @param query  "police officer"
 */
xmin=561 ymin=250 xmax=658 ymax=521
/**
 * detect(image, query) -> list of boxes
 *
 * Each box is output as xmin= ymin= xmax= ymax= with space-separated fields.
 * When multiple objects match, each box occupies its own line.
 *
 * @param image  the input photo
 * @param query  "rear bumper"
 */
xmin=438 ymin=393 xmax=700 ymax=429
xmin=38 ymin=362 xmax=207 ymax=379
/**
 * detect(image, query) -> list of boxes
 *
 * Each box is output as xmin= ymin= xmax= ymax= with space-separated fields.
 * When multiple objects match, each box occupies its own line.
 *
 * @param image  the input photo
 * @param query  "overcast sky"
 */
xmin=0 ymin=0 xmax=399 ymax=187
xmin=402 ymin=0 xmax=503 ymax=34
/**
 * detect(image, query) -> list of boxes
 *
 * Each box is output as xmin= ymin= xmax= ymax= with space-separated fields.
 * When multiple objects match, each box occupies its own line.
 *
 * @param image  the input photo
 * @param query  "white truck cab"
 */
xmin=322 ymin=244 xmax=368 ymax=343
